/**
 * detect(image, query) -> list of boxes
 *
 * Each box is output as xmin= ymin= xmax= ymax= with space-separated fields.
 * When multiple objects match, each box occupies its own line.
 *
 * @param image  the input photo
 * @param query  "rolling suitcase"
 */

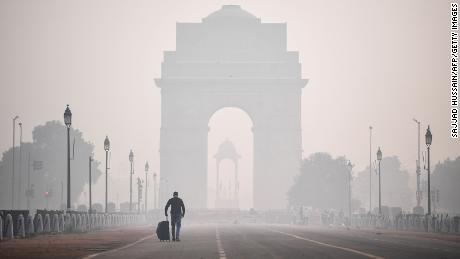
xmin=156 ymin=219 xmax=170 ymax=241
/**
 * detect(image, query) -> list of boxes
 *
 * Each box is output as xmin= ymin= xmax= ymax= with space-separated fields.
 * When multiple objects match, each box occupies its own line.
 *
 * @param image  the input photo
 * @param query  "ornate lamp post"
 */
xmin=425 ymin=125 xmax=432 ymax=215
xmin=129 ymin=150 xmax=134 ymax=212
xmin=63 ymin=105 xmax=72 ymax=211
xmin=145 ymin=161 xmax=149 ymax=215
xmin=376 ymin=147 xmax=382 ymax=215
xmin=104 ymin=136 xmax=110 ymax=213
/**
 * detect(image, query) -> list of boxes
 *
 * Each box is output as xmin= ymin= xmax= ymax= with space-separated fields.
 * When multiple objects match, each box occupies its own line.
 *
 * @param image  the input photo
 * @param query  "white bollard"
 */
xmin=59 ymin=214 xmax=65 ymax=233
xmin=44 ymin=214 xmax=51 ymax=233
xmin=52 ymin=214 xmax=59 ymax=233
xmin=75 ymin=214 xmax=81 ymax=232
xmin=6 ymin=214 xmax=14 ymax=239
xmin=17 ymin=214 xmax=25 ymax=238
xmin=81 ymin=214 xmax=86 ymax=232
xmin=26 ymin=214 xmax=34 ymax=236
xmin=35 ymin=214 xmax=43 ymax=234
xmin=71 ymin=214 xmax=77 ymax=232
xmin=65 ymin=213 xmax=72 ymax=232
xmin=90 ymin=214 xmax=94 ymax=229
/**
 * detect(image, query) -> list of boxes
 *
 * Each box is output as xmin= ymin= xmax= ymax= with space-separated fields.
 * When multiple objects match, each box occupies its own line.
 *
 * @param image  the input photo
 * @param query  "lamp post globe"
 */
xmin=64 ymin=105 xmax=72 ymax=128
xmin=425 ymin=125 xmax=433 ymax=215
xmin=104 ymin=136 xmax=110 ymax=151
xmin=129 ymin=150 xmax=134 ymax=163
xmin=425 ymin=125 xmax=432 ymax=146
xmin=63 ymin=105 xmax=72 ymax=211
xmin=377 ymin=147 xmax=382 ymax=161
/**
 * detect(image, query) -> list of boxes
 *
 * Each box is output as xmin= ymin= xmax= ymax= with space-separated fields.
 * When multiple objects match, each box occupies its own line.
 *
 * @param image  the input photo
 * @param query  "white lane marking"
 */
xmin=81 ymin=234 xmax=154 ymax=259
xmin=216 ymin=227 xmax=227 ymax=259
xmin=267 ymin=229 xmax=384 ymax=259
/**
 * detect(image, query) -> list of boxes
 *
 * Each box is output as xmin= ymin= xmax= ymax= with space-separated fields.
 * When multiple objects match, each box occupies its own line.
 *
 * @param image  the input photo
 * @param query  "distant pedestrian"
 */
xmin=165 ymin=191 xmax=185 ymax=241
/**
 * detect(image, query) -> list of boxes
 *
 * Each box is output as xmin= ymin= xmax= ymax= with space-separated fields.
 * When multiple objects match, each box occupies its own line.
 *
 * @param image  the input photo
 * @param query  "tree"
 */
xmin=431 ymin=157 xmax=460 ymax=214
xmin=288 ymin=153 xmax=349 ymax=211
xmin=353 ymin=156 xmax=413 ymax=211
xmin=0 ymin=120 xmax=103 ymax=210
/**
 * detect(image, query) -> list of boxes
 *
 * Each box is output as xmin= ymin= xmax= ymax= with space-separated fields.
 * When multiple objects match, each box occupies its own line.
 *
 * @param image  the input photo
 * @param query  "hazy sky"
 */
xmin=0 ymin=0 xmax=457 ymax=208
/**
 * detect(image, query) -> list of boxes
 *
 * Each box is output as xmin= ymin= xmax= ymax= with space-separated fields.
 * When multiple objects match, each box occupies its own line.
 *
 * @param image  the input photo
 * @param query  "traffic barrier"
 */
xmin=6 ymin=214 xmax=14 ymax=239
xmin=26 ymin=215 xmax=34 ymax=236
xmin=75 ymin=214 xmax=81 ymax=232
xmin=52 ymin=214 xmax=59 ymax=233
xmin=17 ymin=214 xmax=25 ymax=238
xmin=81 ymin=214 xmax=86 ymax=232
xmin=35 ymin=214 xmax=43 ymax=234
xmin=59 ymin=214 xmax=65 ymax=233
xmin=44 ymin=214 xmax=51 ymax=233
xmin=71 ymin=214 xmax=77 ymax=232
xmin=64 ymin=213 xmax=71 ymax=232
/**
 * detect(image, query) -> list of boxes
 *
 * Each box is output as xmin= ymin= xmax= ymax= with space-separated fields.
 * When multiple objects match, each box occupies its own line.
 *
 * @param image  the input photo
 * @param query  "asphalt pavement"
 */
xmin=87 ymin=224 xmax=460 ymax=259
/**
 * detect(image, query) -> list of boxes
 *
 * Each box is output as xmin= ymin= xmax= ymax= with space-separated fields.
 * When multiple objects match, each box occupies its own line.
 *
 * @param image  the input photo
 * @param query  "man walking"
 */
xmin=165 ymin=191 xmax=185 ymax=241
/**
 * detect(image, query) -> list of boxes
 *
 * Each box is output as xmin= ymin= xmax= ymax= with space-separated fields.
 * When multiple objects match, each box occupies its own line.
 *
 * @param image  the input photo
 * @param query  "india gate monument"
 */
xmin=155 ymin=5 xmax=307 ymax=209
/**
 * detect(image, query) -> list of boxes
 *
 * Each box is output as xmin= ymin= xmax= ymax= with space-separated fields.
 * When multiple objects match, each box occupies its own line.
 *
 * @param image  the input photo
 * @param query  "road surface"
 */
xmin=85 ymin=224 xmax=460 ymax=259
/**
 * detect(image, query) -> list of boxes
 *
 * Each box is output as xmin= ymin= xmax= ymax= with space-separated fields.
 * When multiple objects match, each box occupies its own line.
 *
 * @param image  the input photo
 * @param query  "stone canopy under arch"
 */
xmin=155 ymin=5 xmax=307 ymax=209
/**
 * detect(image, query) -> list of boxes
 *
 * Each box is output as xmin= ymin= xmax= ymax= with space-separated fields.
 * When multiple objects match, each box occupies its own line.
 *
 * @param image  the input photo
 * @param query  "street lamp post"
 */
xmin=18 ymin=122 xmax=23 ymax=209
xmin=369 ymin=126 xmax=373 ymax=213
xmin=11 ymin=115 xmax=19 ymax=209
xmin=425 ymin=125 xmax=432 ymax=215
xmin=153 ymin=172 xmax=157 ymax=209
xmin=413 ymin=119 xmax=422 ymax=208
xmin=347 ymin=160 xmax=353 ymax=221
xmin=64 ymin=105 xmax=72 ymax=211
xmin=137 ymin=177 xmax=143 ymax=214
xmin=104 ymin=136 xmax=110 ymax=213
xmin=377 ymin=147 xmax=382 ymax=215
xmin=89 ymin=154 xmax=94 ymax=214
xmin=129 ymin=150 xmax=134 ymax=212
xmin=145 ymin=161 xmax=149 ymax=215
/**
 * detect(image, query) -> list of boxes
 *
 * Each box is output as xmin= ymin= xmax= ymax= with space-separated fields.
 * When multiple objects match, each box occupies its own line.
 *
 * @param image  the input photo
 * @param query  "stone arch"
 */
xmin=155 ymin=5 xmax=307 ymax=209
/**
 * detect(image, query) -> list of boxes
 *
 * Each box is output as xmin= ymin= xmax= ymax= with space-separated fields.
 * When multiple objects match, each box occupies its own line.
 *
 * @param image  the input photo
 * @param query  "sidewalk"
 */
xmin=0 ymin=225 xmax=154 ymax=259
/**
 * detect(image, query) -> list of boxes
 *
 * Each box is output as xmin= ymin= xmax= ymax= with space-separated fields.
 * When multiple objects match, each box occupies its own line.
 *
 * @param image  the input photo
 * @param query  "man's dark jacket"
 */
xmin=165 ymin=197 xmax=185 ymax=217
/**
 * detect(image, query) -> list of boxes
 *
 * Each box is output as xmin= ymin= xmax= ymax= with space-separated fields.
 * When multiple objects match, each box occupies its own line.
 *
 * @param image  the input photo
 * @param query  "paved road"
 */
xmin=87 ymin=224 xmax=460 ymax=259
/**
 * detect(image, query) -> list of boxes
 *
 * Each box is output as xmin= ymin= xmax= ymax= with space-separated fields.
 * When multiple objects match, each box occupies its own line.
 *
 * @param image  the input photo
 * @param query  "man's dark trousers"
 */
xmin=171 ymin=214 xmax=182 ymax=240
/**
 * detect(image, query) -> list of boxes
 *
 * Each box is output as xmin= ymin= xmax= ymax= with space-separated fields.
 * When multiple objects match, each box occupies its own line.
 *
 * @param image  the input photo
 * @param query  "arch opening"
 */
xmin=207 ymin=107 xmax=253 ymax=209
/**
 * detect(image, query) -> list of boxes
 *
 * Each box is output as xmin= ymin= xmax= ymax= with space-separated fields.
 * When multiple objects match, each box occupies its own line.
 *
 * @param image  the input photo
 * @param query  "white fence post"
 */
xmin=26 ymin=214 xmax=34 ymax=236
xmin=52 ymin=214 xmax=60 ymax=233
xmin=17 ymin=214 xmax=25 ymax=238
xmin=44 ymin=214 xmax=51 ymax=233
xmin=6 ymin=214 xmax=14 ymax=239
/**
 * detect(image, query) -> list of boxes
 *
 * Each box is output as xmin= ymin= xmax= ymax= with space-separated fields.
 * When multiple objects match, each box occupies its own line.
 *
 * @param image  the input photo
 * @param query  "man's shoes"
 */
xmin=172 ymin=238 xmax=175 ymax=241
xmin=176 ymin=238 xmax=181 ymax=242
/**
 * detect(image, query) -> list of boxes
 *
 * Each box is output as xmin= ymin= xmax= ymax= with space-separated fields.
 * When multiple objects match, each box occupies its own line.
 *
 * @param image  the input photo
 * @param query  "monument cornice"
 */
xmin=154 ymin=78 xmax=308 ymax=89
